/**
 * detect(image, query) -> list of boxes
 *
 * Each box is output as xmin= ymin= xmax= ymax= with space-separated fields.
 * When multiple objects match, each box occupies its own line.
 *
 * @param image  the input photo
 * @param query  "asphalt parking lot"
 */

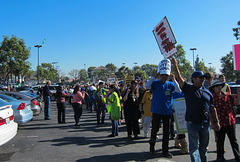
xmin=0 ymin=101 xmax=240 ymax=162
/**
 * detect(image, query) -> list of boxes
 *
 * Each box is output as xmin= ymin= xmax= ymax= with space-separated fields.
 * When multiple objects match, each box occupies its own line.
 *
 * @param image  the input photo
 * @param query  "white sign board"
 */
xmin=153 ymin=16 xmax=177 ymax=58
xmin=172 ymin=97 xmax=188 ymax=134
xmin=107 ymin=78 xmax=116 ymax=83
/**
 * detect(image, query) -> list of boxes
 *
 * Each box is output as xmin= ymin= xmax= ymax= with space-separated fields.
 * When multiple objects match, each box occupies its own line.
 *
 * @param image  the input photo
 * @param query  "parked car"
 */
xmin=229 ymin=83 xmax=240 ymax=114
xmin=0 ymin=94 xmax=33 ymax=124
xmin=0 ymin=105 xmax=18 ymax=146
xmin=16 ymin=86 xmax=32 ymax=92
xmin=1 ymin=92 xmax=41 ymax=116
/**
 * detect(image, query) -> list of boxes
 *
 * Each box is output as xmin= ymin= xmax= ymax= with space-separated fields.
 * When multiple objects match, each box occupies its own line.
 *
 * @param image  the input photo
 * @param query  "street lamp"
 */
xmin=51 ymin=62 xmax=58 ymax=69
xmin=190 ymin=48 xmax=197 ymax=71
xmin=34 ymin=45 xmax=42 ymax=84
xmin=122 ymin=62 xmax=125 ymax=66
xmin=133 ymin=62 xmax=137 ymax=71
xmin=208 ymin=63 xmax=212 ymax=69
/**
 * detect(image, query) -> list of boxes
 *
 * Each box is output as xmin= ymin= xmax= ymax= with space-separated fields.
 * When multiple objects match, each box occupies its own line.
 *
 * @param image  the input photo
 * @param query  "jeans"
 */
xmin=187 ymin=121 xmax=210 ymax=162
xmin=111 ymin=120 xmax=119 ymax=136
xmin=44 ymin=96 xmax=50 ymax=119
xmin=143 ymin=116 xmax=152 ymax=135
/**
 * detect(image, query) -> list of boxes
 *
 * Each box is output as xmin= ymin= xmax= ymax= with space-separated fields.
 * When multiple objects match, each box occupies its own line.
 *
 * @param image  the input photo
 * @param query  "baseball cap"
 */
xmin=191 ymin=71 xmax=206 ymax=79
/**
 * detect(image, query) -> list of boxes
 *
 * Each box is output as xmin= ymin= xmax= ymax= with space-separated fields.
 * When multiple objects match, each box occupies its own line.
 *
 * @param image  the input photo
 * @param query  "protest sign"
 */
xmin=153 ymin=16 xmax=177 ymax=58
xmin=233 ymin=44 xmax=240 ymax=70
xmin=172 ymin=97 xmax=188 ymax=134
xmin=125 ymin=74 xmax=134 ymax=85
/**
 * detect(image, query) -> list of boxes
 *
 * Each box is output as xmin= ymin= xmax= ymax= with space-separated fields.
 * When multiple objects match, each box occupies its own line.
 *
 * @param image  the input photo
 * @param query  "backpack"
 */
xmin=94 ymin=89 xmax=104 ymax=105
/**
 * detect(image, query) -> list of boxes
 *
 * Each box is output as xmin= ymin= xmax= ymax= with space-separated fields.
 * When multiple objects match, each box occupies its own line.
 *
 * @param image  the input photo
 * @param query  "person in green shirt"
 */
xmin=105 ymin=85 xmax=121 ymax=137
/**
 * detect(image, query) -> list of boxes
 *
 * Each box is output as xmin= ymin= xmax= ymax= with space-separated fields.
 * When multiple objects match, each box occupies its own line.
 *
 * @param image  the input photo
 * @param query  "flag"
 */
xmin=42 ymin=38 xmax=46 ymax=44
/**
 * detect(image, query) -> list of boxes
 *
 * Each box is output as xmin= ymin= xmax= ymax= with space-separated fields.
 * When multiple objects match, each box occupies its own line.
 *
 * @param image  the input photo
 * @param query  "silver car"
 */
xmin=1 ymin=92 xmax=41 ymax=116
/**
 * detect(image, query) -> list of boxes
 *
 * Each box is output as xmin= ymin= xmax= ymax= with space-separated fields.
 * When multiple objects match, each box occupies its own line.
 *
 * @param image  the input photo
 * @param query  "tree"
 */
xmin=172 ymin=44 xmax=193 ymax=81
xmin=233 ymin=20 xmax=240 ymax=40
xmin=133 ymin=66 xmax=140 ymax=72
xmin=195 ymin=55 xmax=208 ymax=73
xmin=115 ymin=66 xmax=126 ymax=81
xmin=38 ymin=63 xmax=58 ymax=82
xmin=69 ymin=69 xmax=80 ymax=81
xmin=94 ymin=69 xmax=108 ymax=81
xmin=24 ymin=70 xmax=36 ymax=82
xmin=134 ymin=70 xmax=147 ymax=81
xmin=0 ymin=35 xmax=31 ymax=86
xmin=78 ymin=69 xmax=87 ymax=82
xmin=220 ymin=51 xmax=240 ymax=81
xmin=208 ymin=66 xmax=216 ymax=75
xmin=141 ymin=64 xmax=158 ymax=78
xmin=105 ymin=63 xmax=117 ymax=74
xmin=87 ymin=66 xmax=96 ymax=80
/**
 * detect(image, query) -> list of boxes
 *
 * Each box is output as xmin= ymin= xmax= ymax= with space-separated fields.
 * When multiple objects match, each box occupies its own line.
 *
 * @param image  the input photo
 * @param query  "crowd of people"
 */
xmin=37 ymin=57 xmax=240 ymax=162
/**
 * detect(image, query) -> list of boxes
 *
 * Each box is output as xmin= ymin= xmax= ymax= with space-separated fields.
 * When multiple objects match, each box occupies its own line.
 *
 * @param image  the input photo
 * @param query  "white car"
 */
xmin=0 ymin=105 xmax=18 ymax=146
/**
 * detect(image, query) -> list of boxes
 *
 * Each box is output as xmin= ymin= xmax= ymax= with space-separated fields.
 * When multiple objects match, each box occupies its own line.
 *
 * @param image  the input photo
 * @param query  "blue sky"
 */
xmin=1 ymin=0 xmax=240 ymax=77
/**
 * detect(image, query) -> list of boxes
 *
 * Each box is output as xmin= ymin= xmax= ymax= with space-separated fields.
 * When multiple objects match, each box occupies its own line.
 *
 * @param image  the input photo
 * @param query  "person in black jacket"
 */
xmin=43 ymin=81 xmax=52 ymax=120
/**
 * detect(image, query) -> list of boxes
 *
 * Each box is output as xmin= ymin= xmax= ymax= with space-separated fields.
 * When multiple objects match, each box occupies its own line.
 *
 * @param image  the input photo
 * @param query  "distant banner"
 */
xmin=107 ymin=78 xmax=116 ymax=83
xmin=153 ymin=16 xmax=177 ymax=58
xmin=233 ymin=44 xmax=240 ymax=70
xmin=173 ymin=97 xmax=188 ymax=134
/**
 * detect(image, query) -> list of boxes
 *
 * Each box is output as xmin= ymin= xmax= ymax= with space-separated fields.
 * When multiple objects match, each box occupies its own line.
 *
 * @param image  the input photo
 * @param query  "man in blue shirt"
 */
xmin=146 ymin=59 xmax=181 ymax=158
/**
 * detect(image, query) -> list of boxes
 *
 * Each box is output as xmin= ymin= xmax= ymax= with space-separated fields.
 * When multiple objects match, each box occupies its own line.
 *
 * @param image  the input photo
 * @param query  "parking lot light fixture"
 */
xmin=34 ymin=45 xmax=42 ymax=84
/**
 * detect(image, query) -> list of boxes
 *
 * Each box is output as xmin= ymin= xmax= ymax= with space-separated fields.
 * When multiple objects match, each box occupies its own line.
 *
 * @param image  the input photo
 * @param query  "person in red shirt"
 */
xmin=209 ymin=80 xmax=240 ymax=162
xmin=56 ymin=85 xmax=68 ymax=124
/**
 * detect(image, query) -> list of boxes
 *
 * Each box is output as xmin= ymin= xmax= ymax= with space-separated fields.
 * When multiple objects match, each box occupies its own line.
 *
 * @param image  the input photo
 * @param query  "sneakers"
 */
xmin=163 ymin=152 xmax=173 ymax=158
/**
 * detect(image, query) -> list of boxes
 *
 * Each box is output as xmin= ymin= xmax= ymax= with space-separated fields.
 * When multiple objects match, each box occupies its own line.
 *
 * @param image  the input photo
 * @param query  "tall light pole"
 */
xmin=190 ymin=48 xmax=197 ymax=71
xmin=122 ymin=62 xmax=125 ymax=66
xmin=34 ymin=45 xmax=42 ymax=84
xmin=51 ymin=62 xmax=58 ymax=69
xmin=208 ymin=63 xmax=212 ymax=69
xmin=134 ymin=62 xmax=137 ymax=68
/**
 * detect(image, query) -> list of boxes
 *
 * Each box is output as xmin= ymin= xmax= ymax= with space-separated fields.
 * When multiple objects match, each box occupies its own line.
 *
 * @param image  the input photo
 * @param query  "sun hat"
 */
xmin=209 ymin=80 xmax=225 ymax=89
